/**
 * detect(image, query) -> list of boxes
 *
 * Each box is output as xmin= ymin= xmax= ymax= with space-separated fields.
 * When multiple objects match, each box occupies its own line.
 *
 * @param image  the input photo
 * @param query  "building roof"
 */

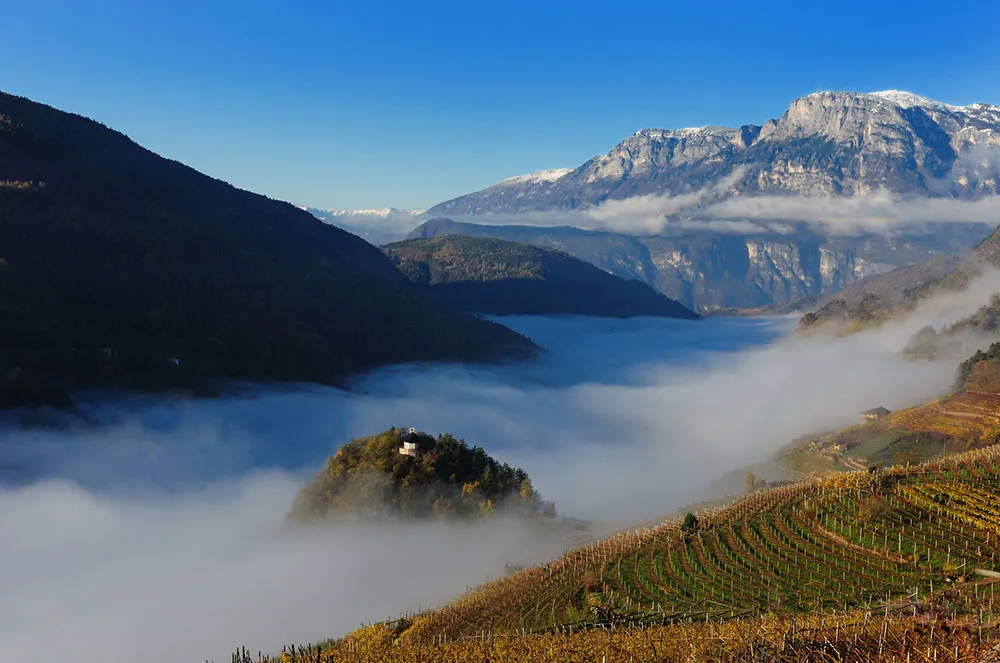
xmin=401 ymin=431 xmax=419 ymax=445
xmin=861 ymin=406 xmax=891 ymax=416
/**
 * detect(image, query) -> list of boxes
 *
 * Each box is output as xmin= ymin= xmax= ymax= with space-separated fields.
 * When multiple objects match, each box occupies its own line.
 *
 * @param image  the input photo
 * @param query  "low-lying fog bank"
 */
xmin=1 ymin=285 xmax=994 ymax=662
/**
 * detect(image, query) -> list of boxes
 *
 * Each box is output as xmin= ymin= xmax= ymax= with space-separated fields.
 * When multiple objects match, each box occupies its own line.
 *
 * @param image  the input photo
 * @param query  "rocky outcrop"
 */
xmin=429 ymin=91 xmax=1000 ymax=216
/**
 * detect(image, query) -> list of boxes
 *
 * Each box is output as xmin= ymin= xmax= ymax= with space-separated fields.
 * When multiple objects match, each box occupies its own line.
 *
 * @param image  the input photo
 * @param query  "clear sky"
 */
xmin=2 ymin=0 xmax=999 ymax=210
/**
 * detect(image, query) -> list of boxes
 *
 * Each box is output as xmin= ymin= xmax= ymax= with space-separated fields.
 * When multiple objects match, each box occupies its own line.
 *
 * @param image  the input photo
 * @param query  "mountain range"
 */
xmin=429 ymin=90 xmax=1000 ymax=215
xmin=315 ymin=90 xmax=1000 ymax=312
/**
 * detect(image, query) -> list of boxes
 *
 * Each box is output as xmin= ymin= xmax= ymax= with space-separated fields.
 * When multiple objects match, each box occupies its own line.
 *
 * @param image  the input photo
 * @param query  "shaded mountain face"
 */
xmin=798 ymin=254 xmax=966 ymax=327
xmin=800 ymin=223 xmax=1000 ymax=331
xmin=408 ymin=218 xmax=985 ymax=311
xmin=382 ymin=236 xmax=697 ymax=318
xmin=429 ymin=91 xmax=1000 ymax=216
xmin=0 ymin=91 xmax=534 ymax=399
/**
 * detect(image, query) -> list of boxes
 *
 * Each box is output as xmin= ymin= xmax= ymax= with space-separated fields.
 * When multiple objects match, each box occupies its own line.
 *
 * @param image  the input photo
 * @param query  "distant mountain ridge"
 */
xmin=429 ymin=90 xmax=1000 ymax=216
xmin=382 ymin=236 xmax=697 ymax=318
xmin=304 ymin=207 xmax=422 ymax=245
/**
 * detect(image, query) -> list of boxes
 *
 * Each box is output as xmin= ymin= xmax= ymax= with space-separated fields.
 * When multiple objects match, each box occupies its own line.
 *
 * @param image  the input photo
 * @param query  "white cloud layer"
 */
xmin=3 ymin=276 xmax=1000 ymax=662
xmin=454 ymin=189 xmax=1000 ymax=237
xmin=0 ymin=476 xmax=554 ymax=662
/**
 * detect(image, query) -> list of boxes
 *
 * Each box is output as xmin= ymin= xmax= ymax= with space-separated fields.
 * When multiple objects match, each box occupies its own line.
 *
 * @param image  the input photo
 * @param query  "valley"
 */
xmin=3 ymin=27 xmax=1000 ymax=661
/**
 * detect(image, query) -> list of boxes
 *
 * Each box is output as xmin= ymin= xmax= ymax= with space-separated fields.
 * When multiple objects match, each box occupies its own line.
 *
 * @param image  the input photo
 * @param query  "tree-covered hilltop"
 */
xmin=382 ymin=236 xmax=698 ymax=319
xmin=288 ymin=428 xmax=555 ymax=521
xmin=0 ymin=92 xmax=536 ymax=406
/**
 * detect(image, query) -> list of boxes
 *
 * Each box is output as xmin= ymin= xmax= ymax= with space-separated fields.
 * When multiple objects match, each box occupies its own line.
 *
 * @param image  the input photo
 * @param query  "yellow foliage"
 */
xmin=254 ymin=611 xmax=991 ymax=663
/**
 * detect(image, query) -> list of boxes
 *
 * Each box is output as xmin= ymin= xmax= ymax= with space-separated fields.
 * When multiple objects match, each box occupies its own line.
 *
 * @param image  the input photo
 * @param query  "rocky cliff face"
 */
xmin=428 ymin=91 xmax=1000 ymax=216
xmin=409 ymin=219 xmax=986 ymax=311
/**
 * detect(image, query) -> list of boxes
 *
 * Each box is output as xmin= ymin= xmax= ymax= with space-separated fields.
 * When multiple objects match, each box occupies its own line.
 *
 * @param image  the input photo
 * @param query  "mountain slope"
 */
xmin=798 ymin=254 xmax=965 ymax=330
xmin=382 ymin=236 xmax=697 ymax=318
xmin=0 ymin=91 xmax=535 ymax=400
xmin=800 ymin=222 xmax=1000 ymax=330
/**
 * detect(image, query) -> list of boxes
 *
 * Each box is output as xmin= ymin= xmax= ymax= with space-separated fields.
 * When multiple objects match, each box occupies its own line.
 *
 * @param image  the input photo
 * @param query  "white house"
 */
xmin=399 ymin=427 xmax=419 ymax=457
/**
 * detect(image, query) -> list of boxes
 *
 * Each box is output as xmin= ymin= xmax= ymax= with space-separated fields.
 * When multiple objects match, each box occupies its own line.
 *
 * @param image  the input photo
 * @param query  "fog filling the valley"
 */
xmin=3 ymin=274 xmax=1000 ymax=662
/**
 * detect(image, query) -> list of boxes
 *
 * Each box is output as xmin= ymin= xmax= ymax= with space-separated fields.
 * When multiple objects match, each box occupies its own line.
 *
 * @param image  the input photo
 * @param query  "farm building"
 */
xmin=859 ymin=406 xmax=891 ymax=423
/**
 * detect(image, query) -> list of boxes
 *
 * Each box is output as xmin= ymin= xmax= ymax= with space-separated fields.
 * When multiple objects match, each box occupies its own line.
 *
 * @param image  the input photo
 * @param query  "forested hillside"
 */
xmin=288 ymin=428 xmax=555 ymax=521
xmin=382 ymin=236 xmax=697 ymax=318
xmin=0 ymin=92 xmax=535 ymax=406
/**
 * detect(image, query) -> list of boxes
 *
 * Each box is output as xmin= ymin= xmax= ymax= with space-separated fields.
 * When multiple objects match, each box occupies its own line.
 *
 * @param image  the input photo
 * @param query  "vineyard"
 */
xmin=240 ymin=611 xmax=997 ymax=662
xmin=394 ymin=445 xmax=1000 ymax=643
xmin=890 ymin=391 xmax=1000 ymax=441
xmin=233 ymin=446 xmax=1000 ymax=661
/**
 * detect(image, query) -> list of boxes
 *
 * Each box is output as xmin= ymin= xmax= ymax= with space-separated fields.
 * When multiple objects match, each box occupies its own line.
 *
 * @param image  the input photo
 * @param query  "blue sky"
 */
xmin=2 ymin=0 xmax=999 ymax=210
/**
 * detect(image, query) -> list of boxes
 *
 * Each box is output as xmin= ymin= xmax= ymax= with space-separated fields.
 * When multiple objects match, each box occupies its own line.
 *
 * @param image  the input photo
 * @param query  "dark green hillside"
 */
xmin=288 ymin=427 xmax=555 ymax=521
xmin=0 ymin=92 xmax=535 ymax=404
xmin=382 ymin=236 xmax=698 ymax=318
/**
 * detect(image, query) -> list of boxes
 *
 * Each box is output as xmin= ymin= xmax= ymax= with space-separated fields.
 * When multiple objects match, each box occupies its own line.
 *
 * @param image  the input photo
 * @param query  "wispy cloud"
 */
xmin=700 ymin=189 xmax=1000 ymax=233
xmin=435 ymin=159 xmax=1000 ymax=236
xmin=582 ymin=167 xmax=750 ymax=233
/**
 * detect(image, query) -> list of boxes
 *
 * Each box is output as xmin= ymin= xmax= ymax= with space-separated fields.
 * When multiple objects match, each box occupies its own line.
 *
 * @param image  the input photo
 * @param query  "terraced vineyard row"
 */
xmin=891 ymin=391 xmax=1000 ymax=439
xmin=252 ymin=610 xmax=998 ymax=663
xmin=404 ymin=445 xmax=1000 ymax=641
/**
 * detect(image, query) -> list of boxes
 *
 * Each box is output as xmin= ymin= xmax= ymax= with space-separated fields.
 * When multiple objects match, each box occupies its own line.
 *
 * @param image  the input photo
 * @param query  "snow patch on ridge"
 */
xmin=322 ymin=207 xmax=424 ymax=218
xmin=867 ymin=90 xmax=963 ymax=111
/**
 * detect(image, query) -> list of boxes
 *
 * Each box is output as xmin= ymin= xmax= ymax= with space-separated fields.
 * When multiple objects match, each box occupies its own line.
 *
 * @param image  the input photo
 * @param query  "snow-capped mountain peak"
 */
xmin=322 ymin=207 xmax=424 ymax=217
xmin=428 ymin=88 xmax=1000 ymax=217
xmin=865 ymin=89 xmax=957 ymax=110
xmin=303 ymin=207 xmax=425 ymax=245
